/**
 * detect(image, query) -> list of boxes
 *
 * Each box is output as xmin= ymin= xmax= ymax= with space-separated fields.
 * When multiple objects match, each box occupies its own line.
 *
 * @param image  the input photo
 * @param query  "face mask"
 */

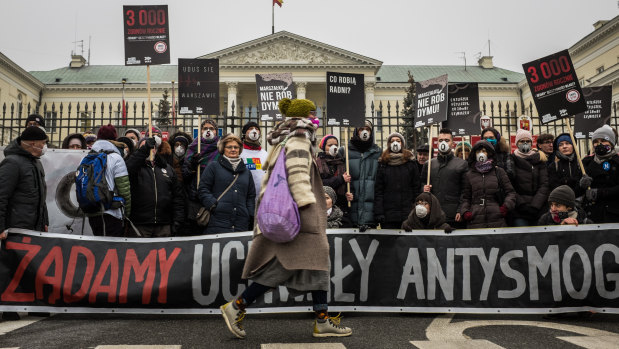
xmin=360 ymin=130 xmax=370 ymax=141
xmin=438 ymin=141 xmax=451 ymax=154
xmin=485 ymin=138 xmax=497 ymax=146
xmin=415 ymin=204 xmax=428 ymax=218
xmin=154 ymin=135 xmax=162 ymax=148
xmin=40 ymin=144 xmax=47 ymax=156
xmin=175 ymin=146 xmax=186 ymax=157
xmin=131 ymin=139 xmax=137 ymax=146
xmin=310 ymin=118 xmax=320 ymax=127
xmin=327 ymin=207 xmax=333 ymax=216
xmin=328 ymin=144 xmax=338 ymax=157
xmin=248 ymin=131 xmax=260 ymax=141
xmin=476 ymin=152 xmax=487 ymax=162
xmin=203 ymin=130 xmax=215 ymax=141
xmin=390 ymin=141 xmax=402 ymax=153
xmin=595 ymin=143 xmax=612 ymax=156
xmin=517 ymin=142 xmax=531 ymax=153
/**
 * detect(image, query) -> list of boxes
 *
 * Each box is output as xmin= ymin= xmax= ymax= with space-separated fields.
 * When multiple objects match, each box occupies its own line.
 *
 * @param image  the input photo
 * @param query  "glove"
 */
xmin=579 ymin=175 xmax=593 ymax=189
xmin=358 ymin=225 xmax=370 ymax=232
xmin=462 ymin=211 xmax=473 ymax=221
xmin=500 ymin=205 xmax=508 ymax=217
xmin=144 ymin=137 xmax=157 ymax=150
xmin=190 ymin=153 xmax=204 ymax=169
xmin=585 ymin=188 xmax=598 ymax=202
xmin=444 ymin=226 xmax=454 ymax=234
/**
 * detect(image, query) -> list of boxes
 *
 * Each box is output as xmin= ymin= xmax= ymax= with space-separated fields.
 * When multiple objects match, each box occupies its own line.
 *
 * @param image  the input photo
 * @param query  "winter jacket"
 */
xmin=90 ymin=140 xmax=131 ymax=219
xmin=339 ymin=142 xmax=382 ymax=226
xmin=125 ymin=142 xmax=185 ymax=227
xmin=460 ymin=166 xmax=517 ymax=229
xmin=375 ymin=155 xmax=420 ymax=226
xmin=421 ymin=152 xmax=468 ymax=223
xmin=198 ymin=156 xmax=256 ymax=234
xmin=548 ymin=154 xmax=583 ymax=196
xmin=506 ymin=152 xmax=550 ymax=222
xmin=240 ymin=145 xmax=268 ymax=199
xmin=581 ymin=154 xmax=619 ymax=223
xmin=315 ymin=152 xmax=348 ymax=207
xmin=402 ymin=192 xmax=452 ymax=232
xmin=537 ymin=208 xmax=593 ymax=225
xmin=0 ymin=139 xmax=48 ymax=232
xmin=182 ymin=136 xmax=220 ymax=201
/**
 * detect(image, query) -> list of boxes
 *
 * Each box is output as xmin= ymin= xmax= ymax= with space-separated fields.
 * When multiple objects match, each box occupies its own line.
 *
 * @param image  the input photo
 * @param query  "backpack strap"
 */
xmin=210 ymin=174 xmax=240 ymax=209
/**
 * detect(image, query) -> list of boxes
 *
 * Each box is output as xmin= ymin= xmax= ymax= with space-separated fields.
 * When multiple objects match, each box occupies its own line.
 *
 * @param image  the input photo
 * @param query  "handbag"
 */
xmin=257 ymin=147 xmax=301 ymax=243
xmin=196 ymin=174 xmax=239 ymax=227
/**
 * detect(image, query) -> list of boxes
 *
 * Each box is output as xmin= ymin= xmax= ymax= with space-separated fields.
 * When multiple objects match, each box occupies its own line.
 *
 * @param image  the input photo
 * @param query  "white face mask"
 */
xmin=390 ymin=141 xmax=402 ymax=153
xmin=175 ymin=146 xmax=186 ymax=157
xmin=476 ymin=152 xmax=487 ymax=162
xmin=415 ymin=204 xmax=428 ymax=218
xmin=328 ymin=144 xmax=338 ymax=157
xmin=154 ymin=135 xmax=162 ymax=148
xmin=40 ymin=144 xmax=48 ymax=156
xmin=203 ymin=130 xmax=215 ymax=141
xmin=131 ymin=139 xmax=137 ymax=146
xmin=438 ymin=141 xmax=451 ymax=154
xmin=327 ymin=207 xmax=333 ymax=216
xmin=248 ymin=130 xmax=260 ymax=141
xmin=360 ymin=130 xmax=370 ymax=141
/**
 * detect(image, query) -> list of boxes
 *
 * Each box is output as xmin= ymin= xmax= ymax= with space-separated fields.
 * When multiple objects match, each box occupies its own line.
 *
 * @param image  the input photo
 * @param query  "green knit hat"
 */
xmin=279 ymin=98 xmax=316 ymax=118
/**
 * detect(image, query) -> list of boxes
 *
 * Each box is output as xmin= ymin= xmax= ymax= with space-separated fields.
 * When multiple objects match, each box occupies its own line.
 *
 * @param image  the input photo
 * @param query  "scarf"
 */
xmin=513 ymin=149 xmax=536 ymax=159
xmin=551 ymin=210 xmax=578 ymax=224
xmin=267 ymin=118 xmax=317 ymax=148
xmin=555 ymin=151 xmax=575 ymax=161
xmin=475 ymin=160 xmax=494 ymax=173
xmin=327 ymin=205 xmax=344 ymax=229
xmin=594 ymin=150 xmax=615 ymax=164
xmin=224 ymin=155 xmax=242 ymax=171
xmin=243 ymin=140 xmax=261 ymax=150
xmin=186 ymin=136 xmax=220 ymax=168
xmin=387 ymin=152 xmax=408 ymax=166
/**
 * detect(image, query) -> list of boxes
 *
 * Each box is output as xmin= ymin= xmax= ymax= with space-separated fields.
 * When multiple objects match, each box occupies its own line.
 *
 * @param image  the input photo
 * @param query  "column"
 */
xmin=365 ymin=82 xmax=375 ymax=118
xmin=296 ymin=82 xmax=307 ymax=100
xmin=226 ymin=82 xmax=238 ymax=117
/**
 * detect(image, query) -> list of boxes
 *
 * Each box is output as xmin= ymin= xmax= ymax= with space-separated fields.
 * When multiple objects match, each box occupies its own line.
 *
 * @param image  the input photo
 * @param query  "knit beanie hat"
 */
xmin=364 ymin=119 xmax=374 ymax=131
xmin=84 ymin=132 xmax=97 ymax=143
xmin=125 ymin=128 xmax=141 ymax=139
xmin=323 ymin=186 xmax=337 ymax=203
xmin=515 ymin=129 xmax=532 ymax=144
xmin=592 ymin=124 xmax=616 ymax=146
xmin=319 ymin=134 xmax=338 ymax=151
xmin=555 ymin=134 xmax=572 ymax=146
xmin=217 ymin=133 xmax=243 ymax=154
xmin=97 ymin=124 xmax=118 ymax=140
xmin=548 ymin=185 xmax=575 ymax=208
xmin=278 ymin=98 xmax=316 ymax=117
xmin=25 ymin=114 xmax=46 ymax=128
xmin=242 ymin=121 xmax=260 ymax=138
xmin=21 ymin=126 xmax=47 ymax=141
xmin=174 ymin=135 xmax=189 ymax=146
xmin=387 ymin=132 xmax=406 ymax=148
xmin=417 ymin=144 xmax=429 ymax=153
xmin=456 ymin=141 xmax=472 ymax=150
xmin=143 ymin=125 xmax=162 ymax=137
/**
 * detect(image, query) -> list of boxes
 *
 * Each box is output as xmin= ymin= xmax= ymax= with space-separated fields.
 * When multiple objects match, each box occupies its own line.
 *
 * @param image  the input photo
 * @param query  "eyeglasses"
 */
xmin=538 ymin=140 xmax=553 ymax=144
xmin=203 ymin=126 xmax=216 ymax=131
xmin=225 ymin=146 xmax=240 ymax=150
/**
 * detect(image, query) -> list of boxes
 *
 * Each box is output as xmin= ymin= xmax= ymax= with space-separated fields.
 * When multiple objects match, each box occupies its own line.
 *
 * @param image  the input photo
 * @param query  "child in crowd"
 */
xmin=537 ymin=185 xmax=592 ymax=226
xmin=324 ymin=186 xmax=350 ymax=229
xmin=401 ymin=192 xmax=453 ymax=233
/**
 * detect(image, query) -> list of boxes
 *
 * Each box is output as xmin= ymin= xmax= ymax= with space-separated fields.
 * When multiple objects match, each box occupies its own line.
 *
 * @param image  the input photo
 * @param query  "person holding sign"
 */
xmin=547 ymin=133 xmax=583 ymax=195
xmin=316 ymin=134 xmax=352 ymax=210
xmin=579 ymin=125 xmax=619 ymax=223
xmin=338 ymin=120 xmax=382 ymax=231
xmin=481 ymin=127 xmax=510 ymax=170
xmin=505 ymin=129 xmax=550 ymax=227
xmin=374 ymin=132 xmax=420 ymax=229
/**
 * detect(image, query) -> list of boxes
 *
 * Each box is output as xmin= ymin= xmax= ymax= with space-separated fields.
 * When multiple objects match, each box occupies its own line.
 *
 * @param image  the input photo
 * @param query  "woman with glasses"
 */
xmin=198 ymin=133 xmax=256 ymax=234
xmin=505 ymin=129 xmax=550 ymax=226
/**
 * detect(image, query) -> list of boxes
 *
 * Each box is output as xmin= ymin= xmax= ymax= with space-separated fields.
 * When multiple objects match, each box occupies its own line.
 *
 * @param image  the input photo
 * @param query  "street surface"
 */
xmin=0 ymin=311 xmax=618 ymax=348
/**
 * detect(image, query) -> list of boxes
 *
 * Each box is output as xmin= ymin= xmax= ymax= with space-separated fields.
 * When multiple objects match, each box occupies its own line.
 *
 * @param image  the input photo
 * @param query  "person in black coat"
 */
xmin=198 ymin=134 xmax=256 ymax=234
xmin=374 ymin=132 xmax=420 ymax=229
xmin=125 ymin=137 xmax=185 ymax=237
xmin=316 ymin=134 xmax=352 ymax=210
xmin=547 ymin=133 xmax=583 ymax=196
xmin=538 ymin=185 xmax=592 ymax=226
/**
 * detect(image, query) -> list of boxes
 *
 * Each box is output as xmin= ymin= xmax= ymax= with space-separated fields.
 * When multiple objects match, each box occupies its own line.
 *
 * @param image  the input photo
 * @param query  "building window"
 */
xmin=80 ymin=112 xmax=92 ymax=132
xmin=45 ymin=111 xmax=57 ymax=133
xmin=596 ymin=66 xmax=605 ymax=75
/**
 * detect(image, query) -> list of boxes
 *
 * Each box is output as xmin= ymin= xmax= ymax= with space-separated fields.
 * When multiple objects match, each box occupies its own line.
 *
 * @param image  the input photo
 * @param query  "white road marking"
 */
xmin=410 ymin=339 xmax=503 ymax=349
xmin=0 ymin=315 xmax=45 ymax=336
xmin=557 ymin=335 xmax=619 ymax=349
xmin=261 ymin=345 xmax=346 ymax=349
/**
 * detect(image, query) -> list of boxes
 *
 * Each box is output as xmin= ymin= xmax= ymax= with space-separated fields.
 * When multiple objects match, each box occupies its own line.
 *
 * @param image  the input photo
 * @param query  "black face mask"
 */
xmin=595 ymin=144 xmax=612 ymax=156
xmin=557 ymin=211 xmax=569 ymax=220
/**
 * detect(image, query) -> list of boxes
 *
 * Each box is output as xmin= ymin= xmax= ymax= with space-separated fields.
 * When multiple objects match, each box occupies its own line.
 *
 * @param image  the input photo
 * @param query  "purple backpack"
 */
xmin=257 ymin=147 xmax=301 ymax=243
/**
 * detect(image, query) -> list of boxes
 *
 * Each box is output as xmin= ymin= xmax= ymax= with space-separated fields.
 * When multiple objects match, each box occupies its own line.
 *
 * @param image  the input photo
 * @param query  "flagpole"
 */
xmin=272 ymin=1 xmax=275 ymax=34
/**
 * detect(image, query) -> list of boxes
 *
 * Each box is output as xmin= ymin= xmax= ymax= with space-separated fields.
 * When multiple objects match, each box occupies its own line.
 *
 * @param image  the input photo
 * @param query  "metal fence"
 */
xmin=2 ymin=99 xmax=618 ymax=155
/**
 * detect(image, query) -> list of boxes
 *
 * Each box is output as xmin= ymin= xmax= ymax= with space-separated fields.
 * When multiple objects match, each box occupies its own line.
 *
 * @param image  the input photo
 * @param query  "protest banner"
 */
xmin=123 ymin=5 xmax=170 ymax=66
xmin=445 ymin=83 xmax=480 ymax=135
xmin=256 ymin=73 xmax=295 ymax=121
xmin=414 ymin=74 xmax=449 ymax=128
xmin=522 ymin=50 xmax=587 ymax=124
xmin=326 ymin=72 xmax=365 ymax=127
xmin=1 ymin=225 xmax=618 ymax=314
xmin=178 ymin=59 xmax=220 ymax=115
xmin=574 ymin=86 xmax=613 ymax=139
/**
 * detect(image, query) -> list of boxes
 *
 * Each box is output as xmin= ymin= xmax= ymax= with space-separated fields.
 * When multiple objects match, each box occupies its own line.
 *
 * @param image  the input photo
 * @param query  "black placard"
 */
xmin=574 ymin=86 xmax=613 ymax=139
xmin=414 ymin=74 xmax=449 ymax=127
xmin=523 ymin=50 xmax=587 ymax=123
xmin=256 ymin=73 xmax=295 ymax=121
xmin=178 ymin=59 xmax=219 ymax=115
xmin=326 ymin=72 xmax=365 ymax=127
xmin=123 ymin=5 xmax=170 ymax=66
xmin=444 ymin=83 xmax=480 ymax=135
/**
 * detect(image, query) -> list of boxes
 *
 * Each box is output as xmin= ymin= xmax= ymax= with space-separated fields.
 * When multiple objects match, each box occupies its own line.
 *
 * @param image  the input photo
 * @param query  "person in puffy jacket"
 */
xmin=547 ymin=133 xmax=583 ymax=196
xmin=126 ymin=137 xmax=185 ymax=237
xmin=402 ymin=192 xmax=452 ymax=233
xmin=316 ymin=134 xmax=352 ymax=210
xmin=375 ymin=132 xmax=420 ymax=229
xmin=460 ymin=140 xmax=516 ymax=228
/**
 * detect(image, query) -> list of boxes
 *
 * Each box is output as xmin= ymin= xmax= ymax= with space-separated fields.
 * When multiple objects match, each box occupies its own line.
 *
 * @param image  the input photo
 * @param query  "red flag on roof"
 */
xmin=273 ymin=0 xmax=283 ymax=7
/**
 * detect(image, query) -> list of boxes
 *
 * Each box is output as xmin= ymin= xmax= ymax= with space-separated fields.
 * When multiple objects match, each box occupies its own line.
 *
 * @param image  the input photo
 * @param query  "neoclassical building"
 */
xmin=1 ymin=15 xmax=617 ymax=148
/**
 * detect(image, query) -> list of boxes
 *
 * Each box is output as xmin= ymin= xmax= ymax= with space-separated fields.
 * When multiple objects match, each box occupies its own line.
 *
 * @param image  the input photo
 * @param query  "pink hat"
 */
xmin=515 ymin=129 xmax=532 ymax=144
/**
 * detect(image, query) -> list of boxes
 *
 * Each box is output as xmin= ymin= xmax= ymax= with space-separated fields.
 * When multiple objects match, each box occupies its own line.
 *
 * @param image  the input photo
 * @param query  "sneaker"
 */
xmin=220 ymin=301 xmax=246 ymax=339
xmin=313 ymin=313 xmax=352 ymax=337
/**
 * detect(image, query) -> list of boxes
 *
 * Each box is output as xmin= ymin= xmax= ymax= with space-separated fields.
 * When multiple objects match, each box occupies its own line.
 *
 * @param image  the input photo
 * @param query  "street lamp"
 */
xmin=121 ymin=78 xmax=127 ymax=126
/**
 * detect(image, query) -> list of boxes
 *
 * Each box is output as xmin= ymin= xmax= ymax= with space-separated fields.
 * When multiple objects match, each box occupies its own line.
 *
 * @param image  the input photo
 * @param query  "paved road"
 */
xmin=0 ymin=312 xmax=618 ymax=348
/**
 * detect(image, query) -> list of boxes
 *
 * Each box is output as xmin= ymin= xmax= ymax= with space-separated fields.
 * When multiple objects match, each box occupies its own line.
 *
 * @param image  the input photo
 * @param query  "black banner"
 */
xmin=178 ymin=59 xmax=219 ymax=115
xmin=255 ymin=73 xmax=295 ymax=121
xmin=415 ymin=75 xmax=449 ymax=127
xmin=1 ymin=226 xmax=619 ymax=314
xmin=123 ymin=5 xmax=170 ymax=66
xmin=574 ymin=86 xmax=613 ymax=139
xmin=326 ymin=72 xmax=365 ymax=127
xmin=444 ymin=83 xmax=481 ymax=135
xmin=523 ymin=50 xmax=587 ymax=124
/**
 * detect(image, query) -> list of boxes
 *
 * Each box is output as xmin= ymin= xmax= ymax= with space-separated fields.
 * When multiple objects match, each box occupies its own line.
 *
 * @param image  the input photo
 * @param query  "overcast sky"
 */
xmin=1 ymin=0 xmax=617 ymax=73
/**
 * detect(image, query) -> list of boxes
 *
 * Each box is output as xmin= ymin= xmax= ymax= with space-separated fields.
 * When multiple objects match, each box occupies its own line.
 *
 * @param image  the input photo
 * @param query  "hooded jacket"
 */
xmin=375 ymin=148 xmax=420 ymax=225
xmin=401 ymin=192 xmax=451 ymax=232
xmin=547 ymin=133 xmax=583 ymax=196
xmin=90 ymin=140 xmax=132 ymax=218
xmin=0 ymin=139 xmax=48 ymax=232
xmin=168 ymin=131 xmax=193 ymax=183
xmin=506 ymin=151 xmax=549 ymax=221
xmin=581 ymin=153 xmax=619 ymax=223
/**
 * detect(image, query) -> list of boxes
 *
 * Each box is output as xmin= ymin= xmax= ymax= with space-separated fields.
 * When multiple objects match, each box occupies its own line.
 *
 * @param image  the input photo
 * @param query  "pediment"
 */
xmin=197 ymin=31 xmax=382 ymax=68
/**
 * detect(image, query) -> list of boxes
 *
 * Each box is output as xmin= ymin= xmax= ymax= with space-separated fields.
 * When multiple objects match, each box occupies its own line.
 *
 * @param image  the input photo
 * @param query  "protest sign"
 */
xmin=574 ymin=86 xmax=613 ymax=139
xmin=123 ymin=5 xmax=170 ymax=66
xmin=414 ymin=74 xmax=449 ymax=128
xmin=445 ymin=83 xmax=480 ymax=135
xmin=326 ymin=72 xmax=365 ymax=127
xmin=178 ymin=59 xmax=219 ymax=115
xmin=255 ymin=73 xmax=295 ymax=121
xmin=523 ymin=50 xmax=586 ymax=123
